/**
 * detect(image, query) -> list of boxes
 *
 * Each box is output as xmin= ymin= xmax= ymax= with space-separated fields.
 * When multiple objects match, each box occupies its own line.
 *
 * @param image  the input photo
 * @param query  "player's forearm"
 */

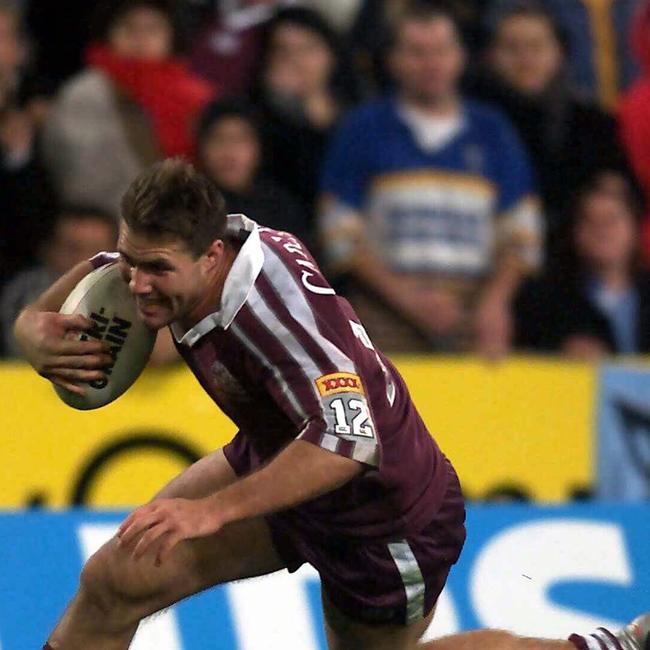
xmin=206 ymin=440 xmax=363 ymax=525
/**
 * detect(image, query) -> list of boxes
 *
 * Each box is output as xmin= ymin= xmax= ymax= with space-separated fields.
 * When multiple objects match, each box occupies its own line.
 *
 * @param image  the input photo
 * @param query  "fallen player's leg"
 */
xmin=418 ymin=613 xmax=650 ymax=650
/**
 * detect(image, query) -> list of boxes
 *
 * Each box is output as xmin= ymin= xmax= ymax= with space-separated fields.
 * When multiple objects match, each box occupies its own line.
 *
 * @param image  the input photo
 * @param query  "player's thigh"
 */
xmin=322 ymin=589 xmax=435 ymax=650
xmin=153 ymin=447 xmax=237 ymax=500
xmin=86 ymin=513 xmax=285 ymax=622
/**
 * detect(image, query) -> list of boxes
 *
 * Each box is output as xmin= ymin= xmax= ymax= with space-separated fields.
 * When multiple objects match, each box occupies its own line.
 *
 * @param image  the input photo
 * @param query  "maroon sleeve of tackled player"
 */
xmin=89 ymin=251 xmax=121 ymax=269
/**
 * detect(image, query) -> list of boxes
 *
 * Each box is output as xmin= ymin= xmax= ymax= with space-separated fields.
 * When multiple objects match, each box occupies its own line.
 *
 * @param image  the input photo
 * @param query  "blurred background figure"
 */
xmin=470 ymin=0 xmax=631 ymax=251
xmin=514 ymin=172 xmax=650 ymax=360
xmin=40 ymin=0 xmax=216 ymax=218
xmin=488 ymin=0 xmax=641 ymax=109
xmin=197 ymin=98 xmax=310 ymax=245
xmin=302 ymin=0 xmax=361 ymax=33
xmin=0 ymin=0 xmax=56 ymax=286
xmin=620 ymin=0 xmax=650 ymax=265
xmin=0 ymin=207 xmax=117 ymax=357
xmin=189 ymin=0 xmax=292 ymax=98
xmin=23 ymin=0 xmax=103 ymax=97
xmin=319 ymin=1 xmax=542 ymax=356
xmin=254 ymin=6 xmax=353 ymax=225
xmin=348 ymin=0 xmax=487 ymax=97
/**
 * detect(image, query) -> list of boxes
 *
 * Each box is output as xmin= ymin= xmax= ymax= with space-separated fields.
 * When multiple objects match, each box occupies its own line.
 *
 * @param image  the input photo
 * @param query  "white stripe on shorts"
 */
xmin=585 ymin=634 xmax=606 ymax=650
xmin=387 ymin=540 xmax=426 ymax=624
xmin=592 ymin=629 xmax=620 ymax=649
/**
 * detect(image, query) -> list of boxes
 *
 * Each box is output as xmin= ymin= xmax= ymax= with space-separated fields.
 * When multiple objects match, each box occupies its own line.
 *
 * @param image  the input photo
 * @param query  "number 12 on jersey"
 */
xmin=330 ymin=396 xmax=375 ymax=438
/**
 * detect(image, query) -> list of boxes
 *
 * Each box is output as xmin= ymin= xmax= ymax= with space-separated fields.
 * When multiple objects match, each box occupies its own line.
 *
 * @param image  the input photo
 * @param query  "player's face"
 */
xmin=117 ymin=224 xmax=218 ymax=330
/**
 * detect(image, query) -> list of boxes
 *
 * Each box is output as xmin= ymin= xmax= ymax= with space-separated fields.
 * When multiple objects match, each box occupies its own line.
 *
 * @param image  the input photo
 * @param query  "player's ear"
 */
xmin=202 ymin=239 xmax=225 ymax=270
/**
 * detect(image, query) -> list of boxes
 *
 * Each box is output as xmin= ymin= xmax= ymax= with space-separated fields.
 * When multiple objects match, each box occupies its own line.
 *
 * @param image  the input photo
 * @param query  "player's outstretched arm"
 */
xmin=118 ymin=440 xmax=363 ymax=565
xmin=13 ymin=261 xmax=112 ymax=394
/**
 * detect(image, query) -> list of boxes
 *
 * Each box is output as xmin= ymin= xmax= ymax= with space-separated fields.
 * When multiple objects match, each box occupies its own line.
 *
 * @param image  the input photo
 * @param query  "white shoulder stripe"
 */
xmin=261 ymin=242 xmax=355 ymax=373
xmin=248 ymin=285 xmax=323 ymax=398
xmin=230 ymin=322 xmax=307 ymax=423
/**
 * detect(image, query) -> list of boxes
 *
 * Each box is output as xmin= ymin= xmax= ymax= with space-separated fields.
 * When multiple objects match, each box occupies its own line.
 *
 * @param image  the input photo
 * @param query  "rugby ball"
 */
xmin=55 ymin=262 xmax=156 ymax=410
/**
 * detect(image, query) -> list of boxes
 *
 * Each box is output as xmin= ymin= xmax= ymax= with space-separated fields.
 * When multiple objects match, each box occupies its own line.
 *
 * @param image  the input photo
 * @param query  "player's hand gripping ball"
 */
xmin=55 ymin=262 xmax=156 ymax=409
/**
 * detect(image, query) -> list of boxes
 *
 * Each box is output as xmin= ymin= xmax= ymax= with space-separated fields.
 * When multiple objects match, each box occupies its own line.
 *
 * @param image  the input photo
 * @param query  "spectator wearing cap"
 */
xmin=514 ymin=172 xmax=650 ymax=360
xmin=319 ymin=2 xmax=542 ymax=356
xmin=470 ymin=1 xmax=630 ymax=250
xmin=197 ymin=99 xmax=310 ymax=246
xmin=254 ymin=6 xmax=354 ymax=219
xmin=40 ymin=0 xmax=216 ymax=218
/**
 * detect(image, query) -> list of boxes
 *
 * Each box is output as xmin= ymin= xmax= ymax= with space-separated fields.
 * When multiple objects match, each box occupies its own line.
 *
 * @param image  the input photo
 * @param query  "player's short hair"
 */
xmin=388 ymin=0 xmax=465 ymax=50
xmin=121 ymin=158 xmax=228 ymax=258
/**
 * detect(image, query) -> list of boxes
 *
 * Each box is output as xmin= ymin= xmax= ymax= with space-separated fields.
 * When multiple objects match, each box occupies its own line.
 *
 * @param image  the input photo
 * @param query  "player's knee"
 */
xmin=78 ymin=540 xmax=150 ymax=629
xmin=79 ymin=547 xmax=118 ymax=613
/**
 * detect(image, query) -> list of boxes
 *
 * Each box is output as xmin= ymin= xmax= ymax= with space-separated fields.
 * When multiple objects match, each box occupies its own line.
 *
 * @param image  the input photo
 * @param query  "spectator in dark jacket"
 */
xmin=515 ymin=173 xmax=650 ymax=359
xmin=254 ymin=7 xmax=352 ymax=218
xmin=470 ymin=1 xmax=631 ymax=250
xmin=197 ymin=99 xmax=311 ymax=247
xmin=0 ymin=2 xmax=56 ymax=285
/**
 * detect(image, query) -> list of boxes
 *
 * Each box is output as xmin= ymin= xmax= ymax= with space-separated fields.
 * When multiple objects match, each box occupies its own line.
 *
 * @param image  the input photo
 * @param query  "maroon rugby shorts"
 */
xmin=266 ymin=462 xmax=466 ymax=627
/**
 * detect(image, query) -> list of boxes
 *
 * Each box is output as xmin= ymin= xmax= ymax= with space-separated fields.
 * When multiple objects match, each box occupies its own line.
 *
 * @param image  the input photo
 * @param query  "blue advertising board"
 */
xmin=0 ymin=505 xmax=648 ymax=649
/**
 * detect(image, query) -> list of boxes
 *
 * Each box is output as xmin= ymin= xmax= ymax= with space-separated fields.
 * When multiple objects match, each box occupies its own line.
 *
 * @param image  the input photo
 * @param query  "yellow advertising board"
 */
xmin=0 ymin=357 xmax=595 ymax=508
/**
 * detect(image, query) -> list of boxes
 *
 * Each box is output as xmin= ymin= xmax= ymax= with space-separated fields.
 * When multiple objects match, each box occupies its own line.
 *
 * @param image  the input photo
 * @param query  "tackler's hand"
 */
xmin=13 ymin=309 xmax=112 ymax=394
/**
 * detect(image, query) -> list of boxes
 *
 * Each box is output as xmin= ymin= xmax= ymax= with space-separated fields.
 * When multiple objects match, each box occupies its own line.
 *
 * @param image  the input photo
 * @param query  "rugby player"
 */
xmin=14 ymin=160 xmax=648 ymax=650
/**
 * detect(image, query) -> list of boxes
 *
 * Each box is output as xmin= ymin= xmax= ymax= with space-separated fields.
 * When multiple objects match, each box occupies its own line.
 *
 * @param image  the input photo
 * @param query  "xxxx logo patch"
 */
xmin=316 ymin=372 xmax=364 ymax=397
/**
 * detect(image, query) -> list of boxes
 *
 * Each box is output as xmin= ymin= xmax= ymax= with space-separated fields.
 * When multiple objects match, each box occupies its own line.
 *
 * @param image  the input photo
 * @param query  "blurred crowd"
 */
xmin=1 ymin=0 xmax=649 ymax=363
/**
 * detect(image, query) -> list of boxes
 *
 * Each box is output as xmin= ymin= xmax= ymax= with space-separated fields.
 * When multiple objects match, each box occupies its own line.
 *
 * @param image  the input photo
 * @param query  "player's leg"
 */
xmin=323 ymin=600 xmax=650 ymax=650
xmin=419 ymin=632 xmax=572 ymax=649
xmin=421 ymin=613 xmax=650 ymax=650
xmin=45 ymin=448 xmax=285 ymax=650
xmin=322 ymin=590 xmax=568 ymax=650
xmin=321 ymin=588 xmax=436 ymax=650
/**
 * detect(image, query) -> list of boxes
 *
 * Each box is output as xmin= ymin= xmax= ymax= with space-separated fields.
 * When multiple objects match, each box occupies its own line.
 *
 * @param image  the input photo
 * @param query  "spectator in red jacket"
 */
xmin=41 ymin=0 xmax=217 ymax=217
xmin=620 ymin=0 xmax=650 ymax=263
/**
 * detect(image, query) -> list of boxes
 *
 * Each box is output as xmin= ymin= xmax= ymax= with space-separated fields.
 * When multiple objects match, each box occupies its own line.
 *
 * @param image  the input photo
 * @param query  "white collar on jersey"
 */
xmin=170 ymin=213 xmax=263 ymax=347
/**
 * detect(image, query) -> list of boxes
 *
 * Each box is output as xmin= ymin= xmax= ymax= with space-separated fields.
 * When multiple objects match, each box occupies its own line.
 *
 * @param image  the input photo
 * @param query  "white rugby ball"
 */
xmin=55 ymin=262 xmax=156 ymax=410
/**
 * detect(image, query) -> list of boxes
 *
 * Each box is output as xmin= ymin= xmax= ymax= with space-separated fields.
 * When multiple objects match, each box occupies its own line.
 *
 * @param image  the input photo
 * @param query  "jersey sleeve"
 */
xmin=231 ymin=236 xmax=381 ymax=467
xmin=89 ymin=251 xmax=120 ymax=269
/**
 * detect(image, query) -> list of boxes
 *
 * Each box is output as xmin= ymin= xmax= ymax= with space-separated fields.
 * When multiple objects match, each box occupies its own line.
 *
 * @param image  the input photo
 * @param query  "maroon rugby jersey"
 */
xmin=169 ymin=215 xmax=455 ymax=541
